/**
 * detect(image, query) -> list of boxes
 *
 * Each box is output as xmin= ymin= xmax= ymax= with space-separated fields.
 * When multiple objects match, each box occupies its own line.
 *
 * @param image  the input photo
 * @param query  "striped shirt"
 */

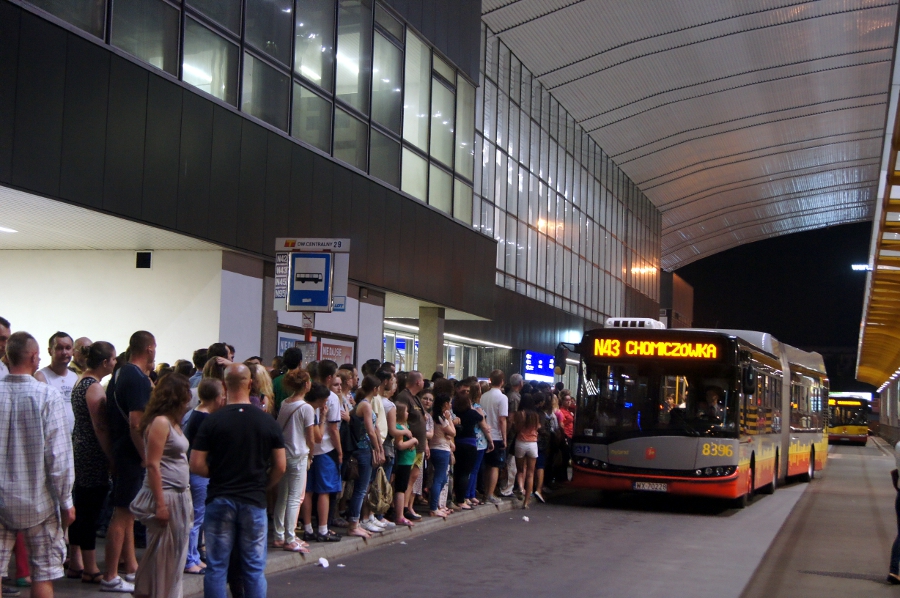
xmin=0 ymin=374 xmax=74 ymax=529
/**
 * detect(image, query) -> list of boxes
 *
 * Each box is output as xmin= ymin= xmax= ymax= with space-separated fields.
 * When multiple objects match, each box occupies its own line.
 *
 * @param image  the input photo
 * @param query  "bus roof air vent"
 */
xmin=605 ymin=318 xmax=666 ymax=330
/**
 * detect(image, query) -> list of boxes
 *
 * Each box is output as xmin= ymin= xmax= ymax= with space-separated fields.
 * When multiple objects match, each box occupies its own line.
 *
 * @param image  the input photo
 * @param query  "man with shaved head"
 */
xmin=191 ymin=363 xmax=286 ymax=598
xmin=69 ymin=337 xmax=91 ymax=375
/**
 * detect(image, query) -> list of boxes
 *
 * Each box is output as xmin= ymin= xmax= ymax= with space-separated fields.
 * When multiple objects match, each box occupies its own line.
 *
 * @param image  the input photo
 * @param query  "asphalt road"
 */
xmin=266 ymin=469 xmax=809 ymax=597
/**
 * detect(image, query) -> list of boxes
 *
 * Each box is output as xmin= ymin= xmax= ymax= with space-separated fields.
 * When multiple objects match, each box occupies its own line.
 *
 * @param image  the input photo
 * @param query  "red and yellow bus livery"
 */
xmin=561 ymin=320 xmax=828 ymax=507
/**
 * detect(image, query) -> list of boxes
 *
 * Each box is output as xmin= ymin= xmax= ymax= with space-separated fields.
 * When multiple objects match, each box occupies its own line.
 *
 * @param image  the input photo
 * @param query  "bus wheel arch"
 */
xmin=800 ymin=447 xmax=814 ymax=483
xmin=759 ymin=450 xmax=777 ymax=495
xmin=734 ymin=456 xmax=755 ymax=508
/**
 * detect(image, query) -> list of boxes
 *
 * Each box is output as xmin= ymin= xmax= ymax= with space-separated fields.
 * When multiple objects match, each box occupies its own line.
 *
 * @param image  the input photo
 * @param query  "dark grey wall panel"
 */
xmin=287 ymin=145 xmax=313 ymax=240
xmin=178 ymin=92 xmax=214 ymax=236
xmin=364 ymin=184 xmax=386 ymax=288
xmin=1 ymin=2 xmax=496 ymax=319
xmin=383 ymin=0 xmax=481 ymax=81
xmin=142 ymin=76 xmax=182 ymax=229
xmin=237 ymin=120 xmax=268 ymax=255
xmin=103 ymin=57 xmax=148 ymax=219
xmin=207 ymin=106 xmax=242 ymax=246
xmin=263 ymin=133 xmax=291 ymax=242
xmin=60 ymin=36 xmax=109 ymax=209
xmin=12 ymin=12 xmax=66 ymax=197
xmin=311 ymin=155 xmax=334 ymax=237
xmin=0 ymin=2 xmax=20 ymax=183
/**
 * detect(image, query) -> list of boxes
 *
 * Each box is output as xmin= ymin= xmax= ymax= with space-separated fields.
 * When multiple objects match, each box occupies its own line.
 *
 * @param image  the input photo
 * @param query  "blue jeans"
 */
xmin=186 ymin=473 xmax=209 ymax=568
xmin=203 ymin=498 xmax=268 ymax=598
xmin=348 ymin=448 xmax=373 ymax=523
xmin=891 ymin=491 xmax=900 ymax=575
xmin=466 ymin=449 xmax=486 ymax=499
xmin=429 ymin=449 xmax=451 ymax=512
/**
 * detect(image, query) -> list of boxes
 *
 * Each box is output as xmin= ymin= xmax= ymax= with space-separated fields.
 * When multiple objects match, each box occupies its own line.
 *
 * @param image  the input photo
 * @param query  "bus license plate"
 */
xmin=633 ymin=481 xmax=667 ymax=492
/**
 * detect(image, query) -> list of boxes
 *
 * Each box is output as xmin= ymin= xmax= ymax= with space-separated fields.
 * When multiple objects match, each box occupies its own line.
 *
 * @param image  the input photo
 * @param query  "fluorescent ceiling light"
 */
xmin=0 ymin=226 xmax=17 ymax=233
xmin=383 ymin=320 xmax=512 ymax=349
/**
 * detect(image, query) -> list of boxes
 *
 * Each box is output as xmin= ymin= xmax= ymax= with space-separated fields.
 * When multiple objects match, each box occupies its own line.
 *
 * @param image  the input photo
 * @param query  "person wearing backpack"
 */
xmin=534 ymin=392 xmax=559 ymax=504
xmin=392 ymin=404 xmax=419 ymax=526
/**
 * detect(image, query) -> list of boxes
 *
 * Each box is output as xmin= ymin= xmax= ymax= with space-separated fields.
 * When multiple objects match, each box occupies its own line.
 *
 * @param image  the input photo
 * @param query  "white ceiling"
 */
xmin=482 ymin=0 xmax=894 ymax=269
xmin=0 ymin=185 xmax=220 ymax=250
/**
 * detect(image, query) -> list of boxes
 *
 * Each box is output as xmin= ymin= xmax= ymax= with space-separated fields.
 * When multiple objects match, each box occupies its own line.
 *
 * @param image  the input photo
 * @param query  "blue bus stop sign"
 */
xmin=286 ymin=252 xmax=333 ymax=311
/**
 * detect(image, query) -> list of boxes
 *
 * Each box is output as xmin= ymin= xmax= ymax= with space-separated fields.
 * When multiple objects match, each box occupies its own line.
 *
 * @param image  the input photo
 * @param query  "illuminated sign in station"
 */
xmin=593 ymin=338 xmax=719 ymax=359
xmin=523 ymin=351 xmax=555 ymax=383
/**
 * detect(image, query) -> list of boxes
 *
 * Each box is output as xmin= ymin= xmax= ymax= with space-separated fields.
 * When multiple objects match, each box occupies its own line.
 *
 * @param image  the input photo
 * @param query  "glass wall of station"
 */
xmin=473 ymin=24 xmax=661 ymax=324
xmin=28 ymin=0 xmax=477 ymax=222
xmin=383 ymin=328 xmax=477 ymax=380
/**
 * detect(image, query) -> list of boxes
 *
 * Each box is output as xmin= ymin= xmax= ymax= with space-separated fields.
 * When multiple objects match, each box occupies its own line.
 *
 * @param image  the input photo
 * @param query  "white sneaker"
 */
xmin=361 ymin=520 xmax=383 ymax=533
xmin=100 ymin=577 xmax=135 ymax=593
xmin=367 ymin=515 xmax=385 ymax=528
xmin=377 ymin=519 xmax=396 ymax=529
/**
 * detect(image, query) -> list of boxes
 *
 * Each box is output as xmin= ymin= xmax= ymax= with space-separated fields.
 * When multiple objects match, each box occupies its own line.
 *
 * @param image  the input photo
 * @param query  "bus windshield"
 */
xmin=576 ymin=361 xmax=739 ymax=441
xmin=829 ymin=404 xmax=867 ymax=427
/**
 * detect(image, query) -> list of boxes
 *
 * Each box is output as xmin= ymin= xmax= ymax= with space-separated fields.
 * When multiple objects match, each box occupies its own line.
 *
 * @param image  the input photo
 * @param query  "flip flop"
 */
xmin=183 ymin=567 xmax=205 ymax=575
xmin=82 ymin=572 xmax=103 ymax=584
xmin=66 ymin=569 xmax=84 ymax=580
xmin=283 ymin=541 xmax=310 ymax=553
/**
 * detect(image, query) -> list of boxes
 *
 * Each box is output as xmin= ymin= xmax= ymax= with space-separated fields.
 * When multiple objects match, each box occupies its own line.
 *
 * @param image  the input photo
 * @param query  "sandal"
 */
xmin=347 ymin=527 xmax=371 ymax=538
xmin=82 ymin=571 xmax=103 ymax=584
xmin=459 ymin=504 xmax=473 ymax=511
xmin=272 ymin=540 xmax=285 ymax=548
xmin=183 ymin=567 xmax=205 ymax=575
xmin=66 ymin=568 xmax=84 ymax=580
xmin=396 ymin=517 xmax=415 ymax=526
xmin=283 ymin=541 xmax=310 ymax=553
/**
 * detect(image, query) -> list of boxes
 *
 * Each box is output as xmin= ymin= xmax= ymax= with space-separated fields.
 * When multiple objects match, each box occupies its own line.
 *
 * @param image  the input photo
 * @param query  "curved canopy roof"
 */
xmin=482 ymin=0 xmax=895 ymax=269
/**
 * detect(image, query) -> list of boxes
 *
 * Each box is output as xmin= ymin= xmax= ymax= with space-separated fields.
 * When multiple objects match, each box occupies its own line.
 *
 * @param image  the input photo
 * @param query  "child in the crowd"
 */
xmin=393 ymin=404 xmax=419 ymax=526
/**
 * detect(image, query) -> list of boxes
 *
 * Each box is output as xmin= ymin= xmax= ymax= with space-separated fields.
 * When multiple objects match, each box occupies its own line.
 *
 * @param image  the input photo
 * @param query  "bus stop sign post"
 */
xmin=274 ymin=238 xmax=351 ymax=342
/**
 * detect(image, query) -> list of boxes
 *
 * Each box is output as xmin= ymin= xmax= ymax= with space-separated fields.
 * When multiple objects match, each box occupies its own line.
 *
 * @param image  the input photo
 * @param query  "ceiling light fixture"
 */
xmin=0 ymin=226 xmax=17 ymax=233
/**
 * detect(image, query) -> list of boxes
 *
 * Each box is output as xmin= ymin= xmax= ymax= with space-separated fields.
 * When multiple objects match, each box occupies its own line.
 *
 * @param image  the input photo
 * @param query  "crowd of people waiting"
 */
xmin=0 ymin=316 xmax=576 ymax=598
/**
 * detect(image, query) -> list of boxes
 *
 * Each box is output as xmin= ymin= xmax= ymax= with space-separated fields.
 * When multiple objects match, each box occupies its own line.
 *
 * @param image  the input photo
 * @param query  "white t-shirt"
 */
xmin=0 ymin=361 xmax=7 ymax=379
xmin=481 ymin=387 xmax=509 ymax=441
xmin=313 ymin=391 xmax=343 ymax=456
xmin=38 ymin=366 xmax=78 ymax=431
xmin=277 ymin=400 xmax=316 ymax=459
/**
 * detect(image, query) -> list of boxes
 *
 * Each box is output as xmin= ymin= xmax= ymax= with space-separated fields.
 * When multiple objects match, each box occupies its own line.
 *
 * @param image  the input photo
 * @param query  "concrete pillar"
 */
xmin=418 ymin=306 xmax=445 ymax=375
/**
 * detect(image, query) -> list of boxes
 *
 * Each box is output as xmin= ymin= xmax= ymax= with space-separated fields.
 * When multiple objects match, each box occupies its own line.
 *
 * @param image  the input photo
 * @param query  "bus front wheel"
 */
xmin=733 ymin=466 xmax=754 ymax=509
xmin=799 ymin=449 xmax=814 ymax=483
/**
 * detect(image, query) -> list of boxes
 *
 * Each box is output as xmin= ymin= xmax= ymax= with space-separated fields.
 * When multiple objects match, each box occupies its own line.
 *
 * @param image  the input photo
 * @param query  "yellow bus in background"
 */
xmin=827 ymin=393 xmax=869 ymax=445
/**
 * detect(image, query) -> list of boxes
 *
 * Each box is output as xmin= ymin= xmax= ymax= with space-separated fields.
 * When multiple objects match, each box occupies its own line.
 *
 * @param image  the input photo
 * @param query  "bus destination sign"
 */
xmin=593 ymin=338 xmax=719 ymax=359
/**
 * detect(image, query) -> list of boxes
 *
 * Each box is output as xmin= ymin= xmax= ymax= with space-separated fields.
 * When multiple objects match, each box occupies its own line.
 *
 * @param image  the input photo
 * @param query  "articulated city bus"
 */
xmin=827 ymin=395 xmax=869 ymax=445
xmin=560 ymin=319 xmax=828 ymax=507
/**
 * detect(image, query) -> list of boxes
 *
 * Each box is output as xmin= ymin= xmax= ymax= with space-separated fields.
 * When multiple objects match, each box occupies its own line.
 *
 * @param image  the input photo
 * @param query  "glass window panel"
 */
xmin=498 ymin=43 xmax=509 ymax=97
xmin=482 ymin=80 xmax=496 ymax=146
xmin=333 ymin=107 xmax=368 ymax=170
xmin=401 ymin=148 xmax=427 ymax=201
xmin=506 ymin=154 xmax=516 ymax=209
xmin=29 ymin=0 xmax=106 ymax=37
xmin=521 ymin=66 xmax=532 ymax=115
xmin=291 ymin=83 xmax=332 ymax=151
xmin=403 ymin=33 xmax=430 ymax=151
xmin=370 ymin=129 xmax=400 ymax=187
xmin=429 ymin=165 xmax=452 ymax=214
xmin=430 ymin=79 xmax=455 ymax=167
xmin=519 ymin=106 xmax=529 ymax=163
xmin=508 ymin=105 xmax=518 ymax=161
xmin=482 ymin=140 xmax=495 ymax=202
xmin=517 ymin=165 xmax=528 ymax=221
xmin=494 ymin=151 xmax=506 ymax=211
xmin=509 ymin=55 xmax=520 ymax=104
xmin=455 ymin=77 xmax=475 ymax=181
xmin=372 ymin=33 xmax=402 ymax=134
xmin=472 ymin=196 xmax=481 ymax=230
xmin=433 ymin=55 xmax=455 ymax=82
xmin=481 ymin=200 xmax=494 ymax=237
xmin=245 ymin=0 xmax=293 ymax=66
xmin=495 ymin=213 xmax=505 ymax=269
xmin=375 ymin=3 xmax=403 ymax=41
xmin=505 ymin=214 xmax=517 ymax=275
xmin=294 ymin=0 xmax=335 ymax=91
xmin=516 ymin=221 xmax=527 ymax=280
xmin=188 ymin=0 xmax=241 ymax=34
xmin=242 ymin=52 xmax=290 ymax=130
xmin=453 ymin=179 xmax=473 ymax=225
xmin=527 ymin=227 xmax=537 ymax=284
xmin=475 ymin=76 xmax=484 ymax=135
xmin=183 ymin=19 xmax=239 ymax=105
xmin=111 ymin=0 xmax=179 ymax=75
xmin=336 ymin=0 xmax=373 ymax=114
xmin=497 ymin=91 xmax=508 ymax=148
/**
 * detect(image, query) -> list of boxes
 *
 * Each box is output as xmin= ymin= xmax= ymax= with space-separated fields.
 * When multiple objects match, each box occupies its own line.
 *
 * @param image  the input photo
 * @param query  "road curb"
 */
xmin=184 ymin=499 xmax=518 ymax=596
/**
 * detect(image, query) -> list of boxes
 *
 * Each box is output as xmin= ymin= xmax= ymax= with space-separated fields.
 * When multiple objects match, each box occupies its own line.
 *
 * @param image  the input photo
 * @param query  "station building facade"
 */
xmin=0 ymin=0 xmax=660 ymax=377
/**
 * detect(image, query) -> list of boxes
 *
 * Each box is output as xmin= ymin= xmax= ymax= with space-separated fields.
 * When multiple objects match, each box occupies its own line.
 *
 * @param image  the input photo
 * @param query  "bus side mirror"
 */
xmin=554 ymin=344 xmax=569 ymax=376
xmin=742 ymin=368 xmax=757 ymax=396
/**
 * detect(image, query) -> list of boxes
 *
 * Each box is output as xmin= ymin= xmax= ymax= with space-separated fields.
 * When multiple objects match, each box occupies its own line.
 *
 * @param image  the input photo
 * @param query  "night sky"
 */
xmin=676 ymin=222 xmax=873 ymax=391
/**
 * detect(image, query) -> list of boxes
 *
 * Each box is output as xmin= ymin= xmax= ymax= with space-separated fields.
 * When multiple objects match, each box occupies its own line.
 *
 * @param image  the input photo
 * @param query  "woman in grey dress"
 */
xmin=130 ymin=373 xmax=194 ymax=598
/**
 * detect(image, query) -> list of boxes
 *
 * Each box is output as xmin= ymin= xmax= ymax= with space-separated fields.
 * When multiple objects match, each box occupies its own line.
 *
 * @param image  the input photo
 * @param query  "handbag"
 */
xmin=343 ymin=453 xmax=360 ymax=481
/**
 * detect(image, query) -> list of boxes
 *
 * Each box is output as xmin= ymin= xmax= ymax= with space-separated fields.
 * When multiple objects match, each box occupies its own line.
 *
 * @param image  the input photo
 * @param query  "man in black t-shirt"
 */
xmin=191 ymin=363 xmax=285 ymax=597
xmin=101 ymin=330 xmax=155 ymax=592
